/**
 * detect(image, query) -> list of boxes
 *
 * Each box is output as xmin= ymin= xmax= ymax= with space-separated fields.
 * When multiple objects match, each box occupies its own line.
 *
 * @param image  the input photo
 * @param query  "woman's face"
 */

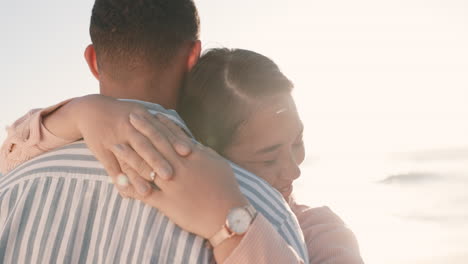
xmin=223 ymin=94 xmax=305 ymax=201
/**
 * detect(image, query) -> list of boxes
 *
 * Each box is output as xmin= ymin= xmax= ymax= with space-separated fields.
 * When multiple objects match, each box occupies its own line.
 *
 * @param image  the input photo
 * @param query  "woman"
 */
xmin=1 ymin=48 xmax=363 ymax=263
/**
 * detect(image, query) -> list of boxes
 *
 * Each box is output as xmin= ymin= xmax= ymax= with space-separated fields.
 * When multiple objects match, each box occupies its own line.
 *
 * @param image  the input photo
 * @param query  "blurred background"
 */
xmin=1 ymin=0 xmax=467 ymax=263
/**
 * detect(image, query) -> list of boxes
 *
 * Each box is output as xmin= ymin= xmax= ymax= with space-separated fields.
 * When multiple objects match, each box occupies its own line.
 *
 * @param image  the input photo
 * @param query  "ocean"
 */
xmin=294 ymin=150 xmax=468 ymax=264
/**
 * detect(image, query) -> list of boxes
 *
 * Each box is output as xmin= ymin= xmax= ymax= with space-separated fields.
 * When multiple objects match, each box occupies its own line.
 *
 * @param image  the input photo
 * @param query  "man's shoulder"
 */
xmin=120 ymin=99 xmax=193 ymax=137
xmin=0 ymin=141 xmax=107 ymax=191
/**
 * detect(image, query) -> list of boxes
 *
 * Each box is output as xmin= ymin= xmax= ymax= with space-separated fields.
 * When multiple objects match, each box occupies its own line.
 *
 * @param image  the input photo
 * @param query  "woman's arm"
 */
xmin=0 ymin=99 xmax=75 ymax=174
xmin=1 ymin=95 xmax=143 ymax=175
xmin=0 ymin=95 xmax=192 ymax=197
xmin=290 ymin=199 xmax=365 ymax=264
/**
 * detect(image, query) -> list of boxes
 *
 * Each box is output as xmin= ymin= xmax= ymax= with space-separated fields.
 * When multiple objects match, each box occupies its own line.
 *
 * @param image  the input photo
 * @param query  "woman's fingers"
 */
xmin=110 ymin=160 xmax=156 ymax=200
xmin=132 ymin=113 xmax=192 ymax=157
xmin=118 ymin=160 xmax=152 ymax=198
xmin=93 ymin=147 xmax=123 ymax=179
xmin=110 ymin=143 xmax=166 ymax=192
xmin=88 ymin=144 xmax=132 ymax=195
xmin=124 ymin=125 xmax=175 ymax=180
xmin=113 ymin=173 xmax=133 ymax=198
xmin=129 ymin=114 xmax=184 ymax=171
xmin=155 ymin=114 xmax=193 ymax=156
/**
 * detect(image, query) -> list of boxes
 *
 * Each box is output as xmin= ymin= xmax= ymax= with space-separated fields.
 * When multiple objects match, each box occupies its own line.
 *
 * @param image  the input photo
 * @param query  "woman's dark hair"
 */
xmin=178 ymin=48 xmax=293 ymax=154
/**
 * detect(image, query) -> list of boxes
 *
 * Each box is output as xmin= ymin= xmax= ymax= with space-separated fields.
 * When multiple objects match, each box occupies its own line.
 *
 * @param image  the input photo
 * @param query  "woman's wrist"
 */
xmin=42 ymin=97 xmax=85 ymax=141
xmin=212 ymin=234 xmax=244 ymax=263
xmin=73 ymin=94 xmax=109 ymax=139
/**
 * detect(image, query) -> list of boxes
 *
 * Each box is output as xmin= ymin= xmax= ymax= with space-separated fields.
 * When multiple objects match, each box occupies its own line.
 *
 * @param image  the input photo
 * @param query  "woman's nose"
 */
xmin=281 ymin=158 xmax=301 ymax=181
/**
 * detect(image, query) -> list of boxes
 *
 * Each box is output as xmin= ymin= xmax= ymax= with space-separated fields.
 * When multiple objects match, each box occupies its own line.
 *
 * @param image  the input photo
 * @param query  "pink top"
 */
xmin=0 ymin=103 xmax=364 ymax=264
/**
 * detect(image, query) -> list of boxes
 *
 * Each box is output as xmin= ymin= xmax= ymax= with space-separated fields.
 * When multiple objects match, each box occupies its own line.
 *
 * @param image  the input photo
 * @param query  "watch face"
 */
xmin=227 ymin=207 xmax=252 ymax=234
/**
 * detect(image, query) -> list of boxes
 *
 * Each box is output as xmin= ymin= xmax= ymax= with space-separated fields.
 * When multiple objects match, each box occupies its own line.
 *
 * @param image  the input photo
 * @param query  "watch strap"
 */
xmin=208 ymin=224 xmax=234 ymax=248
xmin=244 ymin=204 xmax=257 ymax=219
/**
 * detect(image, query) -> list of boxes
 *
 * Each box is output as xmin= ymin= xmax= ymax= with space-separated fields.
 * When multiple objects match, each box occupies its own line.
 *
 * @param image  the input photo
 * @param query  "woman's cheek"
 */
xmin=249 ymin=166 xmax=276 ymax=186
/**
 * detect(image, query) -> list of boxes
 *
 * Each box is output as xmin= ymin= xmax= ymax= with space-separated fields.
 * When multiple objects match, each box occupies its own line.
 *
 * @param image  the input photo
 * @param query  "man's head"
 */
xmin=84 ymin=0 xmax=201 ymax=107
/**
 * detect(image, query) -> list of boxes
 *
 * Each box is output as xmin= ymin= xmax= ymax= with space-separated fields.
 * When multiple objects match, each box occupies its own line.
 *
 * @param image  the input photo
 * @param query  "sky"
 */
xmin=1 ymin=0 xmax=467 ymax=159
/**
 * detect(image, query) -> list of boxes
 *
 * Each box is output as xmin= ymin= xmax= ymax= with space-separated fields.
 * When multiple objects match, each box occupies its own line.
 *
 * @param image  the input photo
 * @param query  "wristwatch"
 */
xmin=208 ymin=204 xmax=257 ymax=248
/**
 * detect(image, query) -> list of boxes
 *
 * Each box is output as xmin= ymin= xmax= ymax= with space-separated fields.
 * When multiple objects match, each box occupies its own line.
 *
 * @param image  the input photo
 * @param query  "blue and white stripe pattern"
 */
xmin=0 ymin=101 xmax=308 ymax=263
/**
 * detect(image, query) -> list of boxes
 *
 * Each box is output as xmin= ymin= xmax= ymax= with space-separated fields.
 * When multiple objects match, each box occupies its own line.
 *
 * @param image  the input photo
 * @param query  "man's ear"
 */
xmin=186 ymin=40 xmax=201 ymax=71
xmin=84 ymin=44 xmax=100 ymax=80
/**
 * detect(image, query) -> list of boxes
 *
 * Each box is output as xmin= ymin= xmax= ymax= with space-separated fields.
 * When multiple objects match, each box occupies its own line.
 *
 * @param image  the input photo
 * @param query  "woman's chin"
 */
xmin=280 ymin=185 xmax=293 ymax=201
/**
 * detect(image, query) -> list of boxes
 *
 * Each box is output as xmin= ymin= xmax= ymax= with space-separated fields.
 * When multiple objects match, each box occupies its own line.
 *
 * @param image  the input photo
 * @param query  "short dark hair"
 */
xmin=179 ymin=48 xmax=294 ymax=153
xmin=90 ymin=0 xmax=199 ymax=74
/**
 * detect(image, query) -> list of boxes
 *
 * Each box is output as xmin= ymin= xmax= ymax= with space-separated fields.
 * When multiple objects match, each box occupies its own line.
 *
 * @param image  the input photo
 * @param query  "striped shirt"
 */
xmin=0 ymin=100 xmax=308 ymax=263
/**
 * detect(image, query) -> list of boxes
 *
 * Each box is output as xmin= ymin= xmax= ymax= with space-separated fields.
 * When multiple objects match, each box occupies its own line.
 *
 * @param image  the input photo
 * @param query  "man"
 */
xmin=0 ymin=0 xmax=309 ymax=263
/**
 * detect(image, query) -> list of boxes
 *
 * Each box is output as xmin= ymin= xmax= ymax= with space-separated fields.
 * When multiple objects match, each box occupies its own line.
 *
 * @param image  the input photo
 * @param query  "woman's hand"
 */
xmin=112 ymin=113 xmax=249 ymax=239
xmin=43 ymin=94 xmax=193 ymax=197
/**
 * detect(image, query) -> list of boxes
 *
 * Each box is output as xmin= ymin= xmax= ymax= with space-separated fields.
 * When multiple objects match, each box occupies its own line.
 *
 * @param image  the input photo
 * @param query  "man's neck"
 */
xmin=99 ymin=75 xmax=182 ymax=110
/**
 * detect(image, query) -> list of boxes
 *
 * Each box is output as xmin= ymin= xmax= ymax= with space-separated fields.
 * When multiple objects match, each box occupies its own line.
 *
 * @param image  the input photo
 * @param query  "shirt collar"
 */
xmin=118 ymin=99 xmax=193 ymax=138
